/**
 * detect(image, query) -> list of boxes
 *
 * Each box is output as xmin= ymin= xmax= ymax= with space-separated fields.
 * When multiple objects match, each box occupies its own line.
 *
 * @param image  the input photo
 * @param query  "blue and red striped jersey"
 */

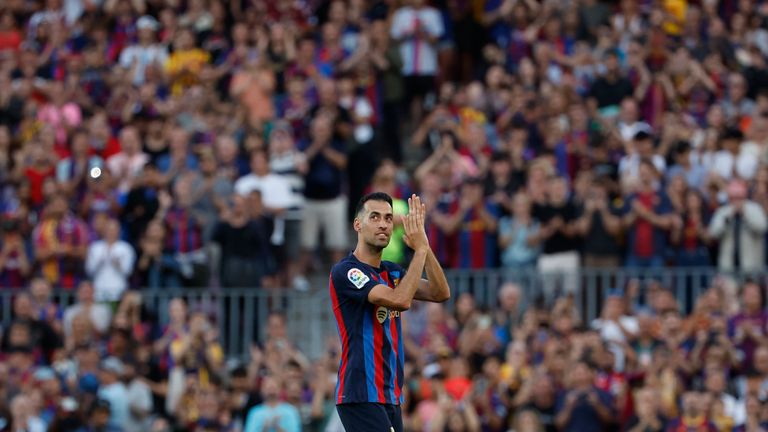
xmin=329 ymin=254 xmax=406 ymax=406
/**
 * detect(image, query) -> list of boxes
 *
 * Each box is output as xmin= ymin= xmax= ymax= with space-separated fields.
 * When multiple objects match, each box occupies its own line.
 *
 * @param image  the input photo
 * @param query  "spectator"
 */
xmin=623 ymin=387 xmax=666 ymax=432
xmin=498 ymin=191 xmax=540 ymax=268
xmin=554 ymin=360 xmax=614 ymax=432
xmin=119 ymin=15 xmax=167 ymax=86
xmin=575 ymin=179 xmax=623 ymax=268
xmin=295 ymin=114 xmax=348 ymax=290
xmin=0 ymin=216 xmax=31 ymax=287
xmin=665 ymin=390 xmax=718 ymax=431
xmin=85 ymin=219 xmax=135 ymax=302
xmin=63 ymin=280 xmax=112 ymax=338
xmin=708 ymin=179 xmax=768 ymax=271
xmin=531 ymin=175 xmax=580 ymax=295
xmin=390 ymin=0 xmax=444 ymax=119
xmin=622 ymin=160 xmax=675 ymax=268
xmin=107 ymin=125 xmax=149 ymax=195
xmin=33 ymin=194 xmax=89 ymax=289
xmin=97 ymin=357 xmax=130 ymax=429
xmin=243 ymin=375 xmax=301 ymax=432
xmin=442 ymin=177 xmax=499 ymax=269
xmin=212 ymin=193 xmax=274 ymax=288
xmin=28 ymin=276 xmax=63 ymax=336
xmin=154 ymin=175 xmax=208 ymax=287
xmin=587 ymin=50 xmax=634 ymax=118
xmin=121 ymin=162 xmax=162 ymax=246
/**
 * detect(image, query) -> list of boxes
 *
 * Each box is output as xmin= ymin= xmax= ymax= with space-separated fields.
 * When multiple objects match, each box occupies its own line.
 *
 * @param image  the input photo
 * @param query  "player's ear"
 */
xmin=353 ymin=217 xmax=361 ymax=232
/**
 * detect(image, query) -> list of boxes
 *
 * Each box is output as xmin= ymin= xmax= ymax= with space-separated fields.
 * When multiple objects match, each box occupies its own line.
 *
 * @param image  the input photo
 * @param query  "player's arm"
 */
xmin=414 ymin=249 xmax=450 ymax=302
xmin=368 ymin=248 xmax=428 ymax=311
xmin=369 ymin=195 xmax=430 ymax=311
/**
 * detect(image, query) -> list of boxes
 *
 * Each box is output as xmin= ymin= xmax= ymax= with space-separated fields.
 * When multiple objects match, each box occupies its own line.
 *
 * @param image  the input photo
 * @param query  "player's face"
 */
xmin=356 ymin=200 xmax=394 ymax=250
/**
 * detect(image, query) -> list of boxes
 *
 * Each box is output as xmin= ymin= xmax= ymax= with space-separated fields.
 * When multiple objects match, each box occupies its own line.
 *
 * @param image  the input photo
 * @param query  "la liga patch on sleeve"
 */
xmin=347 ymin=268 xmax=370 ymax=289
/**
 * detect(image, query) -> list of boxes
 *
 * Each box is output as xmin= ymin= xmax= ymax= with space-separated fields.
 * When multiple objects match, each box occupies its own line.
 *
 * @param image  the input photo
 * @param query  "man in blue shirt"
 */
xmin=554 ymin=360 xmax=615 ymax=432
xmin=244 ymin=376 xmax=301 ymax=432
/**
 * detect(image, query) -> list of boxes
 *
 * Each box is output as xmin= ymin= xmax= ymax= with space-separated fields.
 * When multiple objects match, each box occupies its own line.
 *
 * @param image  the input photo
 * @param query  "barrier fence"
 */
xmin=3 ymin=267 xmax=767 ymax=360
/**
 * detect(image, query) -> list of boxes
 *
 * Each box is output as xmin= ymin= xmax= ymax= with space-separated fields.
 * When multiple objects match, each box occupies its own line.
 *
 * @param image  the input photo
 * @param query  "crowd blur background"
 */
xmin=2 ymin=0 xmax=768 ymax=430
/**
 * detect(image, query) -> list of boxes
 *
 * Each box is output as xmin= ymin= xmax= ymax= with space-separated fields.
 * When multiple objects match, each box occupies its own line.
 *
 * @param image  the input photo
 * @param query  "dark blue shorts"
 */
xmin=336 ymin=403 xmax=403 ymax=432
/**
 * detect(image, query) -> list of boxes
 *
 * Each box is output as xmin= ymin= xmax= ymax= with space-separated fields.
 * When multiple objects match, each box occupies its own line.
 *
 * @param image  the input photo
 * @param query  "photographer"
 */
xmin=708 ymin=179 xmax=767 ymax=272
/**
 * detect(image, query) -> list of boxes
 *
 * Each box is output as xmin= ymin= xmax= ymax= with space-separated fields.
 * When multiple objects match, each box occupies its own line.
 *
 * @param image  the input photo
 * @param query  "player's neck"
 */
xmin=353 ymin=244 xmax=383 ymax=269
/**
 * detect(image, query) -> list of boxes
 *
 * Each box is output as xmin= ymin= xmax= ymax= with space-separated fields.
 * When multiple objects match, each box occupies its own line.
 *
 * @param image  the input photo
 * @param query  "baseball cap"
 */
xmin=136 ymin=15 xmax=159 ymax=31
xmin=100 ymin=357 xmax=125 ymax=376
xmin=33 ymin=367 xmax=57 ymax=382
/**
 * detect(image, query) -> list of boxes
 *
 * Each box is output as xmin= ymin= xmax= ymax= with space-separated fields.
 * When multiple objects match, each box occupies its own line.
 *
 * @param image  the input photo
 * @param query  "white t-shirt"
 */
xmin=119 ymin=44 xmax=169 ymax=85
xmin=390 ymin=6 xmax=444 ymax=76
xmin=85 ymin=240 xmax=136 ymax=302
xmin=234 ymin=173 xmax=296 ymax=210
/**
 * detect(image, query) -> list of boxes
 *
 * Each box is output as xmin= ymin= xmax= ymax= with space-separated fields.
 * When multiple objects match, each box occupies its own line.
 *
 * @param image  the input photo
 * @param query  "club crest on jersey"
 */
xmin=376 ymin=306 xmax=388 ymax=324
xmin=347 ymin=268 xmax=370 ymax=289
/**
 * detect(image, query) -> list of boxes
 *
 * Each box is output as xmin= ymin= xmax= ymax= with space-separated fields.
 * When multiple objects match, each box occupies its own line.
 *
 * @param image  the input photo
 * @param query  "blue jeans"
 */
xmin=625 ymin=254 xmax=665 ymax=268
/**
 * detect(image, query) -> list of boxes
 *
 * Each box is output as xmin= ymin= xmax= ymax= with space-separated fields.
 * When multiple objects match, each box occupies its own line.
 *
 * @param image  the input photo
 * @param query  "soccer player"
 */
xmin=329 ymin=192 xmax=450 ymax=431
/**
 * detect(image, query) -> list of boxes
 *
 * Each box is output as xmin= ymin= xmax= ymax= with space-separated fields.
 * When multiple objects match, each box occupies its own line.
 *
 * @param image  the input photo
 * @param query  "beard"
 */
xmin=365 ymin=235 xmax=390 ymax=252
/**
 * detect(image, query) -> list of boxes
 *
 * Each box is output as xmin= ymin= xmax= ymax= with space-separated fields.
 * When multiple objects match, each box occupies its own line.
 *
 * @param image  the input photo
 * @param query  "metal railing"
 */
xmin=2 ymin=267 xmax=767 ymax=360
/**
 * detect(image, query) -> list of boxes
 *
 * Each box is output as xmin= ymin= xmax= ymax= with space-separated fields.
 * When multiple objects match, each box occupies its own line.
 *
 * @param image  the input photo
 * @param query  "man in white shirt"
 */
xmin=63 ymin=280 xmax=113 ymax=337
xmin=234 ymin=149 xmax=295 ymax=214
xmin=119 ymin=16 xmax=168 ymax=86
xmin=616 ymin=98 xmax=652 ymax=143
xmin=591 ymin=292 xmax=639 ymax=371
xmin=390 ymin=0 xmax=444 ymax=117
xmin=85 ymin=219 xmax=136 ymax=302
xmin=618 ymin=131 xmax=666 ymax=181
xmin=107 ymin=126 xmax=149 ymax=194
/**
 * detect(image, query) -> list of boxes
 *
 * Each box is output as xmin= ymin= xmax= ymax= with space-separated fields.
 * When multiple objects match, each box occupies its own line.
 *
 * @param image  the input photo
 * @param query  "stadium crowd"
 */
xmin=1 ymin=0 xmax=768 ymax=430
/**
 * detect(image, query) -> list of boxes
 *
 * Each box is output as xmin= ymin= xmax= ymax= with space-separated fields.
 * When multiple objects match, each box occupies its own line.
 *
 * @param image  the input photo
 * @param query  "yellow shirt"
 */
xmin=662 ymin=0 xmax=687 ymax=36
xmin=165 ymin=49 xmax=210 ymax=95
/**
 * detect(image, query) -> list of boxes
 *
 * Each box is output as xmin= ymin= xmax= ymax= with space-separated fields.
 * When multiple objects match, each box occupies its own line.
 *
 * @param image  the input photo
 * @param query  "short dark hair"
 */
xmin=355 ymin=192 xmax=393 ymax=217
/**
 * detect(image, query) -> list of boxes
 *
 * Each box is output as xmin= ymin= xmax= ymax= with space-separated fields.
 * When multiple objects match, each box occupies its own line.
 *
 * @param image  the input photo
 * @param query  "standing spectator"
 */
xmin=33 ymin=195 xmax=89 ymax=289
xmin=575 ymin=180 xmax=622 ymax=268
xmin=618 ymin=131 xmax=667 ymax=182
xmin=390 ymin=0 xmax=444 ymax=120
xmin=268 ymin=123 xmax=307 ymax=282
xmin=164 ymin=27 xmax=211 ymax=96
xmin=0 ymin=216 xmax=31 ymax=287
xmin=622 ymin=160 xmax=675 ymax=268
xmin=665 ymin=390 xmax=718 ymax=431
xmin=244 ymin=375 xmax=301 ymax=432
xmin=623 ymin=387 xmax=667 ymax=432
xmin=531 ymin=176 xmax=580 ymax=295
xmin=107 ymin=125 xmax=149 ymax=196
xmin=554 ymin=360 xmax=614 ymax=432
xmin=728 ymin=282 xmax=768 ymax=372
xmin=154 ymin=175 xmax=208 ymax=287
xmin=708 ymin=179 xmax=767 ymax=272
xmin=234 ymin=149 xmax=295 ymax=216
xmin=85 ymin=219 xmax=135 ymax=302
xmin=119 ymin=15 xmax=168 ymax=86
xmin=63 ymin=280 xmax=112 ymax=338
xmin=121 ymin=162 xmax=162 ymax=246
xmin=498 ymin=192 xmax=540 ymax=269
xmin=369 ymin=18 xmax=405 ymax=162
xmin=587 ymin=50 xmax=634 ymax=118
xmin=295 ymin=114 xmax=348 ymax=290
xmin=212 ymin=193 xmax=274 ymax=288
xmin=442 ymin=177 xmax=499 ymax=269
xmin=670 ymin=189 xmax=712 ymax=267
xmin=97 ymin=357 xmax=129 ymax=429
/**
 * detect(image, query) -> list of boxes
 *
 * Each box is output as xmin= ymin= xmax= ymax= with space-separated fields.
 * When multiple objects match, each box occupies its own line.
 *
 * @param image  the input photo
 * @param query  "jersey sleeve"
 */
xmin=331 ymin=263 xmax=380 ymax=303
